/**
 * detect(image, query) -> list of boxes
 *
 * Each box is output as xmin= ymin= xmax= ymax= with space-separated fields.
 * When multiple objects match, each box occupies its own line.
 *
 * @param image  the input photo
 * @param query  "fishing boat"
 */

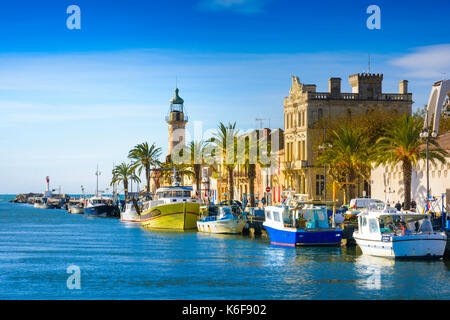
xmin=263 ymin=193 xmax=342 ymax=247
xmin=68 ymin=204 xmax=84 ymax=214
xmin=139 ymin=186 xmax=201 ymax=231
xmin=353 ymin=206 xmax=447 ymax=259
xmin=120 ymin=202 xmax=141 ymax=223
xmin=197 ymin=206 xmax=247 ymax=234
xmin=34 ymin=197 xmax=50 ymax=209
xmin=84 ymin=196 xmax=119 ymax=217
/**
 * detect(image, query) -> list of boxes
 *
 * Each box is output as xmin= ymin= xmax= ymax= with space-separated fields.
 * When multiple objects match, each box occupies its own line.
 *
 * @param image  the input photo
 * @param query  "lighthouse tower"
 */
xmin=166 ymin=88 xmax=187 ymax=160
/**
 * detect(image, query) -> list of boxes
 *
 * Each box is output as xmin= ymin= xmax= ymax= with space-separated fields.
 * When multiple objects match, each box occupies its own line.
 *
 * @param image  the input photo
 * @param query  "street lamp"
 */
xmin=419 ymin=127 xmax=437 ymax=212
xmin=318 ymin=142 xmax=332 ymax=201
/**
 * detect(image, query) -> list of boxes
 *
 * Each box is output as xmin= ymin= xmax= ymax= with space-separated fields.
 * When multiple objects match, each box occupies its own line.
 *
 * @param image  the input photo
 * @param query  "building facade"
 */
xmin=371 ymin=131 xmax=450 ymax=213
xmin=282 ymin=73 xmax=412 ymax=203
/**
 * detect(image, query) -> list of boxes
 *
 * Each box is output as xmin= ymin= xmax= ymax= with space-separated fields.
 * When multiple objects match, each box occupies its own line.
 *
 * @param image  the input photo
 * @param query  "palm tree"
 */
xmin=212 ymin=122 xmax=239 ymax=201
xmin=183 ymin=140 xmax=208 ymax=194
xmin=375 ymin=114 xmax=448 ymax=210
xmin=110 ymin=162 xmax=141 ymax=200
xmin=317 ymin=125 xmax=373 ymax=203
xmin=128 ymin=142 xmax=162 ymax=198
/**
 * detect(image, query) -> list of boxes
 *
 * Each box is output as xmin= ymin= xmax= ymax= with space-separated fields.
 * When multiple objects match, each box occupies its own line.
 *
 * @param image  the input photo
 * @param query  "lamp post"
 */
xmin=419 ymin=126 xmax=437 ymax=212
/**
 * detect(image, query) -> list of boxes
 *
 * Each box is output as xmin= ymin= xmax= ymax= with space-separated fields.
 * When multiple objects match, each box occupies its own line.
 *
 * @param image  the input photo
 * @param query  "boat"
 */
xmin=84 ymin=196 xmax=120 ymax=217
xmin=197 ymin=206 xmax=247 ymax=234
xmin=120 ymin=202 xmax=141 ymax=223
xmin=68 ymin=204 xmax=84 ymax=214
xmin=263 ymin=193 xmax=343 ymax=247
xmin=34 ymin=197 xmax=50 ymax=209
xmin=139 ymin=186 xmax=201 ymax=231
xmin=353 ymin=206 xmax=447 ymax=259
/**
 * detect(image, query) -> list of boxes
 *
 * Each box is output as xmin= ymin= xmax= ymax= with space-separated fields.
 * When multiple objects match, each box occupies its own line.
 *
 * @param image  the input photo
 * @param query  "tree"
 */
xmin=128 ymin=142 xmax=161 ymax=198
xmin=317 ymin=125 xmax=374 ymax=203
xmin=212 ymin=122 xmax=239 ymax=201
xmin=375 ymin=114 xmax=448 ymax=209
xmin=110 ymin=162 xmax=141 ymax=200
xmin=183 ymin=140 xmax=208 ymax=194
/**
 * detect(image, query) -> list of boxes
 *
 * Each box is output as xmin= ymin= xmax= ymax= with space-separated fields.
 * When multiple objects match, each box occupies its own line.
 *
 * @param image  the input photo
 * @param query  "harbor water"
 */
xmin=0 ymin=195 xmax=449 ymax=300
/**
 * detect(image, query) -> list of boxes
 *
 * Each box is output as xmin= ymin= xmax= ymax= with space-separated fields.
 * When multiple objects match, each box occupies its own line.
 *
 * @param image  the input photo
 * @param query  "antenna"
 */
xmin=255 ymin=118 xmax=270 ymax=129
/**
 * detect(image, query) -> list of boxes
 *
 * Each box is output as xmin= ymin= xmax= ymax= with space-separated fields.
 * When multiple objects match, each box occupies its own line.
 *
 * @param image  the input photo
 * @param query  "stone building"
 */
xmin=282 ymin=73 xmax=412 ymax=203
xmin=371 ymin=131 xmax=450 ymax=213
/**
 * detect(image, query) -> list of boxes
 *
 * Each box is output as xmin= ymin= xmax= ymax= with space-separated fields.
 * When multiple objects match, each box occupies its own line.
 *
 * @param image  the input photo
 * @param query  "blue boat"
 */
xmin=263 ymin=199 xmax=342 ymax=247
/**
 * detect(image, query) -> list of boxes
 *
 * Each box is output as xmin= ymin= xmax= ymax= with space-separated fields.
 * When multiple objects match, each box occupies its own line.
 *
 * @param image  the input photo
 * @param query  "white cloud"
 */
xmin=198 ymin=0 xmax=271 ymax=14
xmin=389 ymin=44 xmax=450 ymax=79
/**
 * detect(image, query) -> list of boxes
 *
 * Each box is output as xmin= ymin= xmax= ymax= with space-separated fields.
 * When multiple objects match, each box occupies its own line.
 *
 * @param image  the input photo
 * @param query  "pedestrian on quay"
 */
xmin=395 ymin=201 xmax=402 ymax=211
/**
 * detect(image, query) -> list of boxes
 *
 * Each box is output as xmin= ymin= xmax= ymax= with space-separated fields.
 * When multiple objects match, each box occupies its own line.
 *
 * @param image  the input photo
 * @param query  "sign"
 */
xmin=265 ymin=187 xmax=271 ymax=193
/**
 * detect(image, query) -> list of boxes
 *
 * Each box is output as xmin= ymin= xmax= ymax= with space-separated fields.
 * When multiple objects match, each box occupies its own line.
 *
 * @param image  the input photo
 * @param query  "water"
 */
xmin=0 ymin=195 xmax=449 ymax=300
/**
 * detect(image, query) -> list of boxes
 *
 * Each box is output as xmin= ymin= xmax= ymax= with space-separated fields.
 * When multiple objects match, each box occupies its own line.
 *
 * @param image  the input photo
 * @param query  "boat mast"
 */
xmin=95 ymin=165 xmax=101 ymax=197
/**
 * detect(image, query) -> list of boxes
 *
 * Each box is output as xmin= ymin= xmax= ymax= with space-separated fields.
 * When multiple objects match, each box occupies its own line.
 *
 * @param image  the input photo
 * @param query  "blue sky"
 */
xmin=0 ymin=0 xmax=449 ymax=193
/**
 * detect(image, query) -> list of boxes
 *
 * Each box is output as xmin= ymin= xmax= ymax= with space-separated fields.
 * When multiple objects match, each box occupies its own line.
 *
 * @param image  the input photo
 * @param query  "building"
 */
xmin=282 ymin=73 xmax=412 ymax=203
xmin=371 ymin=131 xmax=450 ymax=212
xmin=230 ymin=128 xmax=284 ymax=206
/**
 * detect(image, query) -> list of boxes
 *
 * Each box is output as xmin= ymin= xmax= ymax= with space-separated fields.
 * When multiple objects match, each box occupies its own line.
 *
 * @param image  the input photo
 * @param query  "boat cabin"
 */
xmin=264 ymin=204 xmax=331 ymax=230
xmin=356 ymin=209 xmax=434 ymax=237
xmin=142 ymin=186 xmax=200 ymax=211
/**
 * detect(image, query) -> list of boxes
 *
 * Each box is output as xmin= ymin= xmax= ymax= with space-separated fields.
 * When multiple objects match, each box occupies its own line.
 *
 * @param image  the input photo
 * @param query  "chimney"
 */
xmin=399 ymin=80 xmax=408 ymax=94
xmin=329 ymin=78 xmax=341 ymax=96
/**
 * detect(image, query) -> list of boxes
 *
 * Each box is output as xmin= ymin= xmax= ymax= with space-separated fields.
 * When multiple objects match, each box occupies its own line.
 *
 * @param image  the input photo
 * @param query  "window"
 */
xmin=273 ymin=211 xmax=281 ymax=222
xmin=318 ymin=108 xmax=323 ymax=124
xmin=362 ymin=217 xmax=367 ymax=227
xmin=316 ymin=175 xmax=324 ymax=196
xmin=369 ymin=219 xmax=379 ymax=233
xmin=266 ymin=210 xmax=272 ymax=220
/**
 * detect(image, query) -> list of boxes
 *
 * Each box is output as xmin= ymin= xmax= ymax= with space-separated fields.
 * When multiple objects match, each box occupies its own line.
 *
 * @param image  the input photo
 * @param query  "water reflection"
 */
xmin=354 ymin=255 xmax=395 ymax=291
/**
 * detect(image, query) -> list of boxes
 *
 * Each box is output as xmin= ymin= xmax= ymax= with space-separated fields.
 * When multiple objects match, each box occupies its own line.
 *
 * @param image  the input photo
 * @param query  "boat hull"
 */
xmin=264 ymin=224 xmax=343 ymax=247
xmin=139 ymin=202 xmax=200 ymax=231
xmin=84 ymin=205 xmax=119 ymax=217
xmin=34 ymin=203 xmax=53 ymax=209
xmin=354 ymin=233 xmax=447 ymax=259
xmin=68 ymin=206 xmax=84 ymax=214
xmin=120 ymin=210 xmax=141 ymax=223
xmin=197 ymin=219 xmax=247 ymax=234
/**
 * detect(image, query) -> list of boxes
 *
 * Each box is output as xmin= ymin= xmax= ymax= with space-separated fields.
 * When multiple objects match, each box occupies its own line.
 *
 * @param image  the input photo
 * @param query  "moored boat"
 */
xmin=34 ymin=198 xmax=50 ymax=209
xmin=84 ymin=196 xmax=120 ymax=217
xmin=139 ymin=186 xmax=201 ymax=231
xmin=68 ymin=205 xmax=84 ymax=214
xmin=263 ymin=193 xmax=342 ymax=247
xmin=353 ymin=207 xmax=447 ymax=259
xmin=120 ymin=202 xmax=141 ymax=223
xmin=197 ymin=206 xmax=247 ymax=234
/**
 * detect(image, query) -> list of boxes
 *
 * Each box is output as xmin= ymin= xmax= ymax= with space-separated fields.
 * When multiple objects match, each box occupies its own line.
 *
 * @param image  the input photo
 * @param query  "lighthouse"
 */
xmin=166 ymin=88 xmax=187 ymax=161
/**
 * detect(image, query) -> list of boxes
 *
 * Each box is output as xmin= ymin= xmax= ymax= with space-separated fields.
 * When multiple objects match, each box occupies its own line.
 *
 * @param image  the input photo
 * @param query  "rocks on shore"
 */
xmin=10 ymin=193 xmax=43 ymax=204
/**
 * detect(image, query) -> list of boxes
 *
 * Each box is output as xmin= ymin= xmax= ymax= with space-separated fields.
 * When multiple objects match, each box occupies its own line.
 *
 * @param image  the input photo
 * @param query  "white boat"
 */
xmin=34 ymin=197 xmax=52 ymax=209
xmin=68 ymin=205 xmax=84 ymax=214
xmin=353 ymin=207 xmax=447 ymax=259
xmin=120 ymin=202 xmax=141 ymax=223
xmin=197 ymin=206 xmax=247 ymax=234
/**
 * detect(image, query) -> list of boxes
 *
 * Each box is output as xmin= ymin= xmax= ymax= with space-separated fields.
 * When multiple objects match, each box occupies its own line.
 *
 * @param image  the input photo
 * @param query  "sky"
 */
xmin=0 ymin=0 xmax=449 ymax=194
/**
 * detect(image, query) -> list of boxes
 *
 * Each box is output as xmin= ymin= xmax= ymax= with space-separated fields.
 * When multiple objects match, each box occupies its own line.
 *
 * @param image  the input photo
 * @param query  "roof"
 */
xmin=170 ymin=88 xmax=184 ymax=104
xmin=358 ymin=209 xmax=426 ymax=218
xmin=156 ymin=186 xmax=192 ymax=192
xmin=437 ymin=131 xmax=450 ymax=151
xmin=420 ymin=130 xmax=450 ymax=151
